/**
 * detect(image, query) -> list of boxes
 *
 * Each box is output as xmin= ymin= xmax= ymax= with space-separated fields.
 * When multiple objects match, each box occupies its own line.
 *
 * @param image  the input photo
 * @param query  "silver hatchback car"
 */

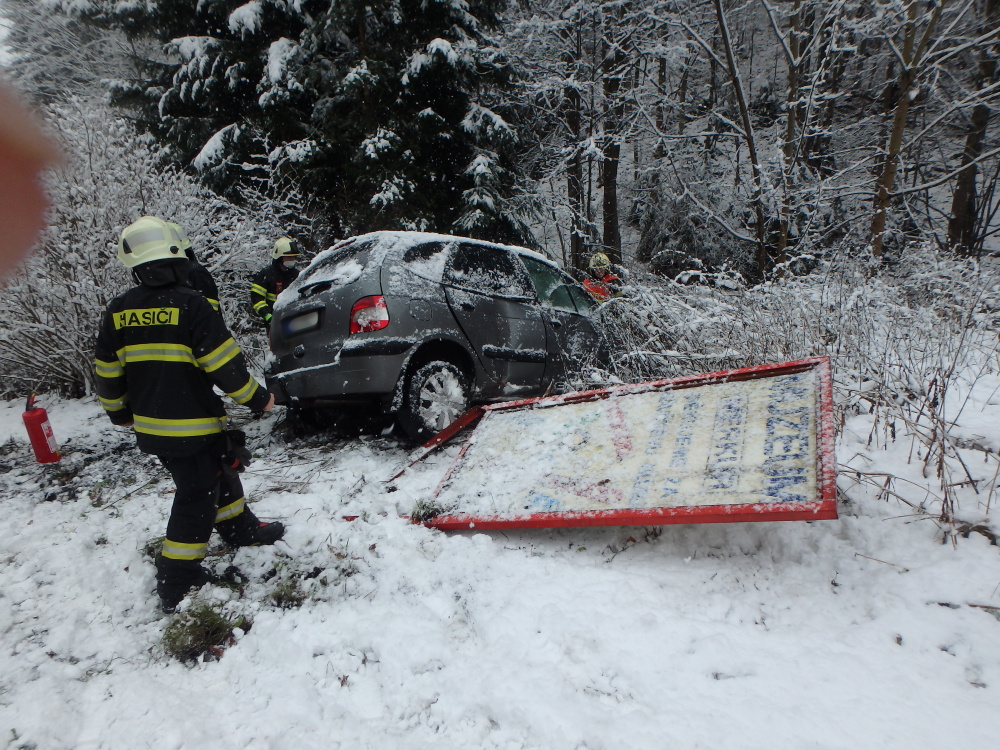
xmin=265 ymin=231 xmax=606 ymax=440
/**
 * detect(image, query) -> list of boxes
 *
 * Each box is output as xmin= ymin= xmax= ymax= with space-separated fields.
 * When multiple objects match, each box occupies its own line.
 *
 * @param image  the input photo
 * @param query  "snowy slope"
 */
xmin=0 ymin=392 xmax=998 ymax=749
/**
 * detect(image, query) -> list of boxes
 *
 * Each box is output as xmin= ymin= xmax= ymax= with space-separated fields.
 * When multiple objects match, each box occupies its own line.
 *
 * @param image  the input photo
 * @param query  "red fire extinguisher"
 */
xmin=23 ymin=393 xmax=61 ymax=464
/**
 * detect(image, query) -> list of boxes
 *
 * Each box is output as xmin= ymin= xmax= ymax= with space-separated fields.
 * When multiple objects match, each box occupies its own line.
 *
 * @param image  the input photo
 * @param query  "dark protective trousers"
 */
xmin=155 ymin=436 xmax=260 ymax=592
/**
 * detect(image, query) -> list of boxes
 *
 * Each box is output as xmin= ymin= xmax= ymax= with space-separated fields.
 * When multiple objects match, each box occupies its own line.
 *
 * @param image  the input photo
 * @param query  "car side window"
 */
xmin=520 ymin=256 xmax=580 ymax=313
xmin=402 ymin=242 xmax=446 ymax=263
xmin=444 ymin=243 xmax=532 ymax=299
xmin=401 ymin=241 xmax=450 ymax=282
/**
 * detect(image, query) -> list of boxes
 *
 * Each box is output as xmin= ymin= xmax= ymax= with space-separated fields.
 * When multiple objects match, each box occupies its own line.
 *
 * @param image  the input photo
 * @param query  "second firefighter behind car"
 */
xmin=250 ymin=237 xmax=301 ymax=326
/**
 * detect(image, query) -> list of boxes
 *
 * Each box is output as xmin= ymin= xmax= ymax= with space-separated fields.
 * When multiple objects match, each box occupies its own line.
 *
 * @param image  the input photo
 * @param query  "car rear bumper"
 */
xmin=266 ymin=348 xmax=411 ymax=406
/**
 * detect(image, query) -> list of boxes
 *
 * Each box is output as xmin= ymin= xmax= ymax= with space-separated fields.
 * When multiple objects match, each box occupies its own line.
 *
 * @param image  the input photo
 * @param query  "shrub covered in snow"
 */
xmin=0 ymin=101 xmax=292 ymax=396
xmin=593 ymin=243 xmax=1000 ymax=524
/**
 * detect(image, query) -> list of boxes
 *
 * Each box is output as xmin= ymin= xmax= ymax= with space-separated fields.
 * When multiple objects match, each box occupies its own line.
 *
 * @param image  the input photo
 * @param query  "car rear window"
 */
xmin=296 ymin=240 xmax=373 ymax=290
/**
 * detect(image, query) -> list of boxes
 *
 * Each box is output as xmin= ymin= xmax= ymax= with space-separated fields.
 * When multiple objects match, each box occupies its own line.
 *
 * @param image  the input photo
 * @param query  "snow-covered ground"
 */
xmin=1 ymin=383 xmax=999 ymax=749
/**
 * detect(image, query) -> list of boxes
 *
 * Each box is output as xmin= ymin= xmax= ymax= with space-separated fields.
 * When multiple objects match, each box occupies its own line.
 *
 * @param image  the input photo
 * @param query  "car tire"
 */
xmin=398 ymin=361 xmax=471 ymax=442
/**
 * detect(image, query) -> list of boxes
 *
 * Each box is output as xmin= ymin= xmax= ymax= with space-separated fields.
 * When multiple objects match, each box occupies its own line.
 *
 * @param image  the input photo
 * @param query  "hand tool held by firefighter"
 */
xmin=23 ymin=393 xmax=61 ymax=464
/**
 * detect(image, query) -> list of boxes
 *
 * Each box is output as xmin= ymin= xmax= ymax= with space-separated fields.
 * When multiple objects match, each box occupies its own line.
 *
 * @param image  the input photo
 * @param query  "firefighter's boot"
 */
xmin=155 ymin=554 xmax=213 ymax=614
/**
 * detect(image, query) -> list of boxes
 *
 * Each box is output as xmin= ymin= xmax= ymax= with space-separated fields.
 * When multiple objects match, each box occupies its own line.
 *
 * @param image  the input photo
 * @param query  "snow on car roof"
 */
xmin=334 ymin=230 xmax=556 ymax=266
xmin=277 ymin=232 xmax=560 ymax=313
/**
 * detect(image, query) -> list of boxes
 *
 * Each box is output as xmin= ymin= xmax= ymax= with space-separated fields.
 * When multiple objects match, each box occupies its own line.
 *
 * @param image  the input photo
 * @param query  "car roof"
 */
xmin=345 ymin=230 xmax=558 ymax=267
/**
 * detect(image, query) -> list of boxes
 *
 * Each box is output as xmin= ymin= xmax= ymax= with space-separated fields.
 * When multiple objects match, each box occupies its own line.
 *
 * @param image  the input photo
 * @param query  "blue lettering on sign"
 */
xmin=627 ymin=393 xmax=677 ymax=507
xmin=707 ymin=468 xmax=738 ymax=490
xmin=527 ymin=493 xmax=562 ymax=511
xmin=705 ymin=396 xmax=746 ymax=492
xmin=629 ymin=464 xmax=655 ymax=507
xmin=769 ymin=373 xmax=809 ymax=404
xmin=762 ymin=465 xmax=808 ymax=502
xmin=760 ymin=373 xmax=813 ymax=503
xmin=669 ymin=394 xmax=701 ymax=468
xmin=766 ymin=413 xmax=810 ymax=431
xmin=659 ymin=476 xmax=680 ymax=501
xmin=764 ymin=434 xmax=808 ymax=458
xmin=646 ymin=393 xmax=673 ymax=456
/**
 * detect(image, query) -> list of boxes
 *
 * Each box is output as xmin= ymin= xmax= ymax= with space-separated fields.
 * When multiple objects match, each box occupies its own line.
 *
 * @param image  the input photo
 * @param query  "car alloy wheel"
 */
xmin=401 ymin=361 xmax=470 ymax=441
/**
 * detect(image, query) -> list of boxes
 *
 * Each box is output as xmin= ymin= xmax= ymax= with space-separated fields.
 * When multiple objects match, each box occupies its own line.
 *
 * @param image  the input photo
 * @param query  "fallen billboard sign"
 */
xmin=421 ymin=357 xmax=837 ymax=530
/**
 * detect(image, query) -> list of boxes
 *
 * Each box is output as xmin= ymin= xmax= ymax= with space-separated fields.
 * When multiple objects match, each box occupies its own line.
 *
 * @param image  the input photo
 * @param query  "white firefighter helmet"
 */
xmin=166 ymin=221 xmax=192 ymax=253
xmin=588 ymin=252 xmax=611 ymax=273
xmin=117 ymin=216 xmax=184 ymax=268
xmin=271 ymin=237 xmax=301 ymax=260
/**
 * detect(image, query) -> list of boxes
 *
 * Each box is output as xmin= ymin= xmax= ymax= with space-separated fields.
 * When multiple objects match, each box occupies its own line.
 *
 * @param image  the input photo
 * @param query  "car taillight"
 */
xmin=349 ymin=295 xmax=389 ymax=334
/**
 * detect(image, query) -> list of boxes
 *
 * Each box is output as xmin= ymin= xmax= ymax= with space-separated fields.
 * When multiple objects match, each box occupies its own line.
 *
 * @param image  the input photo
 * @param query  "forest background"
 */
xmin=1 ymin=0 xmax=999 ymax=532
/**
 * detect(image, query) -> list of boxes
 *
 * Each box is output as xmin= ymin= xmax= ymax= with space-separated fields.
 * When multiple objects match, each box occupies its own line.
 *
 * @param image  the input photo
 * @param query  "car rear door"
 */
xmin=442 ymin=242 xmax=548 ymax=398
xmin=519 ymin=255 xmax=604 ymax=381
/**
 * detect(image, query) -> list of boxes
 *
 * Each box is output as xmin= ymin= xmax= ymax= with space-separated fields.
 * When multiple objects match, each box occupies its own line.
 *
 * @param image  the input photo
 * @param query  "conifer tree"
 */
xmin=61 ymin=0 xmax=531 ymax=242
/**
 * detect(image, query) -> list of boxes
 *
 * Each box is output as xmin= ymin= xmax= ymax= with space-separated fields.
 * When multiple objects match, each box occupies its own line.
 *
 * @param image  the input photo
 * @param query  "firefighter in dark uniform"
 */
xmin=168 ymin=221 xmax=222 ymax=315
xmin=95 ymin=216 xmax=284 ymax=613
xmin=249 ymin=237 xmax=301 ymax=325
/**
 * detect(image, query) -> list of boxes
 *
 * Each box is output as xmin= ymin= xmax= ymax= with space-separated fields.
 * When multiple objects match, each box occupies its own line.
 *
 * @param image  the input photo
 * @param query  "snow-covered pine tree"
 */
xmin=295 ymin=0 xmax=529 ymax=240
xmin=60 ymin=0 xmax=532 ymax=242
xmin=61 ymin=1 xmax=318 ymax=197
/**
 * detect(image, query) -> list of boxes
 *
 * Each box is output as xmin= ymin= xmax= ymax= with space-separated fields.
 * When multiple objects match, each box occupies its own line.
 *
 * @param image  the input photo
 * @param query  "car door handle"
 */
xmin=459 ymin=301 xmax=475 ymax=310
xmin=549 ymin=319 xmax=563 ymax=329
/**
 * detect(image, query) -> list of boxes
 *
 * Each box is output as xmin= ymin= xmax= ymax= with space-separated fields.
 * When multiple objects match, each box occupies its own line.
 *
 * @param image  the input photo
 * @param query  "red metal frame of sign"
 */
xmin=416 ymin=357 xmax=837 ymax=531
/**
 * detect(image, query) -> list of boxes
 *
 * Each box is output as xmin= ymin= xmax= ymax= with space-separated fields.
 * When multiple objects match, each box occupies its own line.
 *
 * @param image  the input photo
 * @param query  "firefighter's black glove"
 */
xmin=222 ymin=429 xmax=252 ymax=473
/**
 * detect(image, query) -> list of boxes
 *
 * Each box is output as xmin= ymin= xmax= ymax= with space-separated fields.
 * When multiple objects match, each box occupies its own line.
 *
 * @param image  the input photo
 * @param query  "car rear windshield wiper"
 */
xmin=299 ymin=281 xmax=333 ymax=298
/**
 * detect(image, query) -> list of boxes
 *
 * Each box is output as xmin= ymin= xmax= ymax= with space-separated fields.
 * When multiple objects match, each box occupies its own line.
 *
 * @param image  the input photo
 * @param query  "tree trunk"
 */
xmin=602 ymin=138 xmax=622 ymax=262
xmin=566 ymin=85 xmax=586 ymax=272
xmin=869 ymin=69 xmax=914 ymax=257
xmin=777 ymin=0 xmax=802 ymax=257
xmin=947 ymin=0 xmax=998 ymax=255
xmin=600 ymin=29 xmax=627 ymax=265
xmin=713 ymin=0 xmax=769 ymax=278
xmin=948 ymin=104 xmax=992 ymax=255
xmin=869 ymin=0 xmax=943 ymax=258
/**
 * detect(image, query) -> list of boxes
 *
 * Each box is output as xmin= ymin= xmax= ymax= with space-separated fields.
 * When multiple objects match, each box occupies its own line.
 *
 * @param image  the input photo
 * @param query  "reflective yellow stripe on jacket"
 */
xmin=251 ymin=282 xmax=277 ymax=302
xmin=117 ymin=343 xmax=197 ymax=366
xmin=95 ymin=358 xmax=124 ymax=378
xmin=228 ymin=377 xmax=259 ymax=405
xmin=132 ymin=414 xmax=227 ymax=437
xmin=197 ymin=338 xmax=240 ymax=373
xmin=98 ymin=394 xmax=129 ymax=412
xmin=115 ymin=338 xmax=242 ymax=374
